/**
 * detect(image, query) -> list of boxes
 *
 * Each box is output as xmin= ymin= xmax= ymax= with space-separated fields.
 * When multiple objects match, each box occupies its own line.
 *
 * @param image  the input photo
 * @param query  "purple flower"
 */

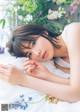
xmin=0 ymin=47 xmax=5 ymax=54
xmin=70 ymin=10 xmax=76 ymax=15
xmin=72 ymin=4 xmax=78 ymax=10
xmin=70 ymin=4 xmax=78 ymax=10
xmin=70 ymin=3 xmax=78 ymax=15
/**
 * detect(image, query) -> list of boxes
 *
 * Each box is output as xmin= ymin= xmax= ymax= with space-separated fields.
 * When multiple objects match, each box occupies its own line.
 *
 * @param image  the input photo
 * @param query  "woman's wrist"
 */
xmin=46 ymin=72 xmax=55 ymax=82
xmin=21 ymin=75 xmax=34 ymax=88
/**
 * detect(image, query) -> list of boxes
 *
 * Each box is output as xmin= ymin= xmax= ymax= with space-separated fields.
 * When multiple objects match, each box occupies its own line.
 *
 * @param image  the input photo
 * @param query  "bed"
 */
xmin=0 ymin=31 xmax=80 ymax=112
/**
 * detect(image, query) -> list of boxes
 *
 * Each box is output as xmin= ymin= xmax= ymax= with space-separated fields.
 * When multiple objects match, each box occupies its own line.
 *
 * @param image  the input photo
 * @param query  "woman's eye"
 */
xmin=32 ymin=41 xmax=36 ymax=47
xmin=27 ymin=52 xmax=32 ymax=59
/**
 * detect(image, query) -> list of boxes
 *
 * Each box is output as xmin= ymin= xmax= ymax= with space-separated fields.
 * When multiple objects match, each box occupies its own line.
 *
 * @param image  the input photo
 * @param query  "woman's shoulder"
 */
xmin=66 ymin=22 xmax=80 ymax=44
xmin=66 ymin=22 xmax=80 ymax=30
xmin=61 ymin=22 xmax=80 ymax=42
xmin=61 ymin=22 xmax=80 ymax=45
xmin=63 ymin=22 xmax=80 ymax=31
xmin=63 ymin=22 xmax=80 ymax=37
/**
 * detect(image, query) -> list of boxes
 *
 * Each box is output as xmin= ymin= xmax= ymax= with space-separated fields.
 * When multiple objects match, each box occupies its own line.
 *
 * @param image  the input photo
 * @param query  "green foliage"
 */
xmin=57 ymin=0 xmax=73 ymax=4
xmin=18 ymin=0 xmax=38 ymax=13
xmin=18 ymin=0 xmax=26 ymax=4
xmin=0 ymin=0 xmax=79 ymax=33
xmin=17 ymin=8 xmax=27 ymax=17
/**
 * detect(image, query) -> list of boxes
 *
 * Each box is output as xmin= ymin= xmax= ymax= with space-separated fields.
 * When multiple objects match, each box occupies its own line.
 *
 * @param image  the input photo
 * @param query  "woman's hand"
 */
xmin=24 ymin=58 xmax=51 ymax=80
xmin=0 ymin=64 xmax=25 ymax=85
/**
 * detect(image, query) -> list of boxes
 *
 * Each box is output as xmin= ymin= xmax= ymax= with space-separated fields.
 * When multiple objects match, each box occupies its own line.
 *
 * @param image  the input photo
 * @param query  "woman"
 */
xmin=0 ymin=22 xmax=80 ymax=102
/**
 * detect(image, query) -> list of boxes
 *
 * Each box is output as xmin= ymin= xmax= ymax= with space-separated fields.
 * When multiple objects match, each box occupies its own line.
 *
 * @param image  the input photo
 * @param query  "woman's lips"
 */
xmin=42 ymin=51 xmax=47 ymax=59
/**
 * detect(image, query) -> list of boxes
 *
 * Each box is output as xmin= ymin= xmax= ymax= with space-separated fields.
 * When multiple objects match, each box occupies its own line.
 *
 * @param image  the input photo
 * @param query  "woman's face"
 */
xmin=21 ymin=36 xmax=54 ymax=61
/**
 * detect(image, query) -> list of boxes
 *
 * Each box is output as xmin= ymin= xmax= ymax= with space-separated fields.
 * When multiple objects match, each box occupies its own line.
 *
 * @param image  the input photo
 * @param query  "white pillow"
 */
xmin=0 ymin=47 xmax=69 ymax=78
xmin=0 ymin=48 xmax=55 ymax=71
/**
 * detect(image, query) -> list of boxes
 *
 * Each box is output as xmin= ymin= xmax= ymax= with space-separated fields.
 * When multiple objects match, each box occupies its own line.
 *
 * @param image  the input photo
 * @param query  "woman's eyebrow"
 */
xmin=20 ymin=46 xmax=29 ymax=56
xmin=21 ymin=42 xmax=31 ymax=49
xmin=21 ymin=46 xmax=30 ymax=49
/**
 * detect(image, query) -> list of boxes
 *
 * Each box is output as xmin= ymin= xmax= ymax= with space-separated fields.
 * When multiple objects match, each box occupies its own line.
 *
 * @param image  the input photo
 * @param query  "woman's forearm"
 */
xmin=22 ymin=75 xmax=79 ymax=102
xmin=46 ymin=72 xmax=70 ymax=85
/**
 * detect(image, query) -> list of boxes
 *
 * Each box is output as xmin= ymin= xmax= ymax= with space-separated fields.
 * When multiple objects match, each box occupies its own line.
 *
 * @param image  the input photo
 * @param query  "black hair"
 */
xmin=7 ymin=24 xmax=61 ymax=57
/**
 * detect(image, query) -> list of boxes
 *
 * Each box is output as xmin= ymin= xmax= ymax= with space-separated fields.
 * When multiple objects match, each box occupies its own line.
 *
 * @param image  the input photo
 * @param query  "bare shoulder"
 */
xmin=69 ymin=22 xmax=80 ymax=26
xmin=66 ymin=22 xmax=80 ymax=41
xmin=67 ymin=22 xmax=80 ymax=32
xmin=66 ymin=22 xmax=80 ymax=55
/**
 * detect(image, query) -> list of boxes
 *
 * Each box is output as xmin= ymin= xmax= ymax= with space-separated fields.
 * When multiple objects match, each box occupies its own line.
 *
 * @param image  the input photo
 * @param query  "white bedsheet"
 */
xmin=0 ymin=48 xmax=80 ymax=112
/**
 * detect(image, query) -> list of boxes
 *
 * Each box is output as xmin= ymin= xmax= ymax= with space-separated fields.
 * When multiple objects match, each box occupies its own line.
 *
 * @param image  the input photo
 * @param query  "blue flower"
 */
xmin=11 ymin=94 xmax=34 ymax=110
xmin=20 ymin=103 xmax=28 ymax=110
xmin=20 ymin=94 xmax=24 ymax=98
xmin=28 ymin=97 xmax=32 ymax=101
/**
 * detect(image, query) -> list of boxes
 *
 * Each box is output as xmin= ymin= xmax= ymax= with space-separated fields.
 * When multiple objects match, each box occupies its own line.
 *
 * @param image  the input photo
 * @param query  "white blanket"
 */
xmin=0 ymin=48 xmax=80 ymax=112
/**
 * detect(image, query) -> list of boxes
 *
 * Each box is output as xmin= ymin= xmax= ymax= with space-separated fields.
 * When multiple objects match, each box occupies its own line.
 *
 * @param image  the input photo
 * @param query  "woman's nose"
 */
xmin=33 ymin=50 xmax=40 ymax=56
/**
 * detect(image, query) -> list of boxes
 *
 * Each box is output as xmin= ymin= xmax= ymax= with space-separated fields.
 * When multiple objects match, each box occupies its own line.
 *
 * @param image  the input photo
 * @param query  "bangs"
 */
xmin=11 ymin=39 xmax=25 ymax=57
xmin=10 ymin=35 xmax=39 ymax=57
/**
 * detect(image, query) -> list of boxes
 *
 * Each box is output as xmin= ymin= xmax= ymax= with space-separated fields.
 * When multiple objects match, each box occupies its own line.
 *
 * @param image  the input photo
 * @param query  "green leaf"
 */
xmin=2 ymin=19 xmax=6 ymax=28
xmin=0 ymin=19 xmax=3 ymax=24
xmin=0 ymin=19 xmax=6 ymax=28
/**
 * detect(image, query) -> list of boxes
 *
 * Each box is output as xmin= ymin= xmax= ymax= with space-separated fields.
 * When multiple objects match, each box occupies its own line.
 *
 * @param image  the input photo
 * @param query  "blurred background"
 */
xmin=0 ymin=0 xmax=80 ymax=45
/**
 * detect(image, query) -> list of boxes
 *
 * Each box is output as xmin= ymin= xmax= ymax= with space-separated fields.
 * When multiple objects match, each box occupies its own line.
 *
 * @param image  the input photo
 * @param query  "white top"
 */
xmin=54 ymin=25 xmax=70 ymax=69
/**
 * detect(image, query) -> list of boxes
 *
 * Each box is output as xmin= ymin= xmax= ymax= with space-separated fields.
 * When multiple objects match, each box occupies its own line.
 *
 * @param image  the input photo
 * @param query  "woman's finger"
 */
xmin=27 ymin=66 xmax=35 ymax=74
xmin=33 ymin=60 xmax=40 ymax=66
xmin=27 ymin=67 xmax=32 ymax=74
xmin=24 ymin=64 xmax=35 ymax=70
xmin=0 ymin=71 xmax=4 ymax=74
xmin=0 ymin=64 xmax=9 ymax=69
xmin=0 ymin=77 xmax=8 ymax=82
xmin=0 ymin=68 xmax=10 ymax=76
xmin=0 ymin=68 xmax=7 ymax=74
xmin=24 ymin=60 xmax=35 ymax=66
xmin=0 ymin=73 xmax=9 ymax=78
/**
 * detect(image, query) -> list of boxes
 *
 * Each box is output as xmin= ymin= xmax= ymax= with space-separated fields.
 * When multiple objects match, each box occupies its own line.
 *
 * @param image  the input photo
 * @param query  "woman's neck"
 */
xmin=53 ymin=36 xmax=68 ymax=58
xmin=54 ymin=47 xmax=68 ymax=57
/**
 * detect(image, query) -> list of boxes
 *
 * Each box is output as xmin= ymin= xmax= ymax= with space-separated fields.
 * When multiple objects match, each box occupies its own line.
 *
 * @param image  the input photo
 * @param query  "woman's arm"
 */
xmin=24 ymin=59 xmax=70 ymax=85
xmin=45 ymin=72 xmax=70 ymax=85
xmin=22 ymin=75 xmax=79 ymax=102
xmin=0 ymin=63 xmax=79 ymax=102
xmin=23 ymin=59 xmax=79 ymax=102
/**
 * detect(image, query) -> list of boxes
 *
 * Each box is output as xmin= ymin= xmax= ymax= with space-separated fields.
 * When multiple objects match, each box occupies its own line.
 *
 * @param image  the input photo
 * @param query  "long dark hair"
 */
xmin=7 ymin=24 xmax=61 ymax=57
